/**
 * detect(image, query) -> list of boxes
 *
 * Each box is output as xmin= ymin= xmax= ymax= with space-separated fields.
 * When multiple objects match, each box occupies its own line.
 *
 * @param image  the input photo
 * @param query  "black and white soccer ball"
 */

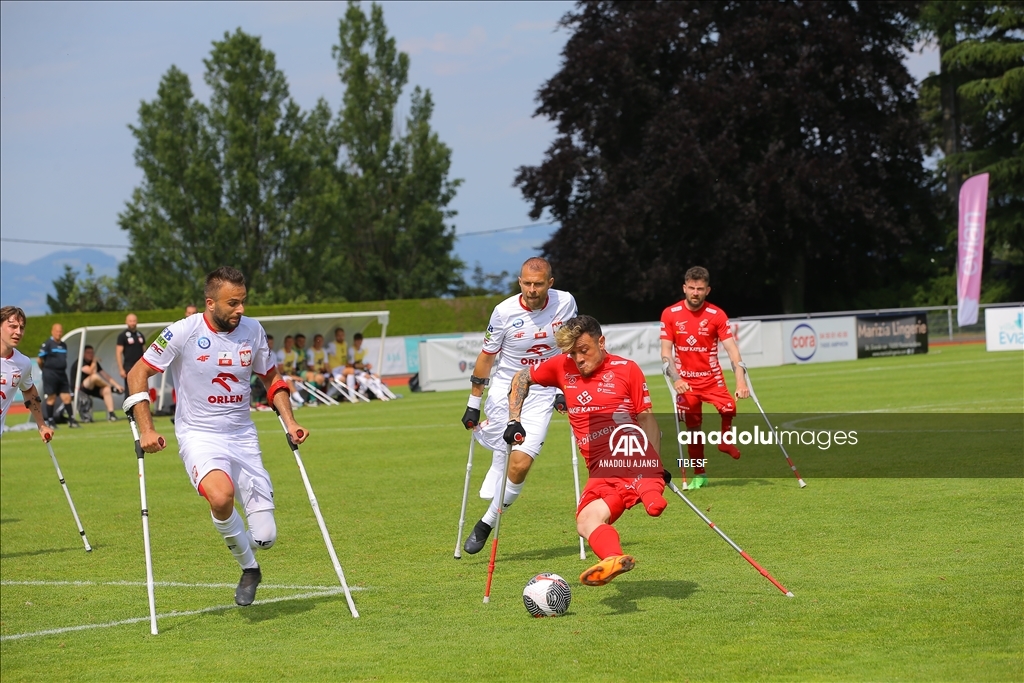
xmin=522 ymin=573 xmax=571 ymax=617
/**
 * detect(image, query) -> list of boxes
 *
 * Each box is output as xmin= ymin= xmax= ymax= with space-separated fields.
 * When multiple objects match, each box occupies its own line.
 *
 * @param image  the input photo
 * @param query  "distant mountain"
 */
xmin=0 ymin=249 xmax=120 ymax=315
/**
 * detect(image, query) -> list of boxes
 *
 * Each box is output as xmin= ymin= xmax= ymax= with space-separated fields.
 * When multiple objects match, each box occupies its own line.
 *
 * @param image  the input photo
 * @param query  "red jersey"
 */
xmin=660 ymin=300 xmax=732 ymax=388
xmin=530 ymin=353 xmax=656 ymax=472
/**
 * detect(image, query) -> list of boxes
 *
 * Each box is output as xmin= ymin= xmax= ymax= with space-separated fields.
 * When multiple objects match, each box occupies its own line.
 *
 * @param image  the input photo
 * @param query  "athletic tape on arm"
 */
xmin=122 ymin=392 xmax=151 ymax=414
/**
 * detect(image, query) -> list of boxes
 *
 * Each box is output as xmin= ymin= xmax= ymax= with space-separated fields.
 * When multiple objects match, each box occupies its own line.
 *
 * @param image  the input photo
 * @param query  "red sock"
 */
xmin=718 ymin=416 xmax=740 ymax=459
xmin=588 ymin=524 xmax=623 ymax=560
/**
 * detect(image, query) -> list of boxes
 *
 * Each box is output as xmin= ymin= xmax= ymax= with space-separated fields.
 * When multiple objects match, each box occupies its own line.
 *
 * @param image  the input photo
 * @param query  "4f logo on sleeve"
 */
xmin=239 ymin=349 xmax=252 ymax=367
xmin=218 ymin=352 xmax=233 ymax=366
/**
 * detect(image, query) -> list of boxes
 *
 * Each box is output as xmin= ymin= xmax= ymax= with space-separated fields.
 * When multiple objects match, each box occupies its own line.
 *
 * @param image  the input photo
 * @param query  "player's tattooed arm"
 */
xmin=507 ymin=369 xmax=533 ymax=422
xmin=660 ymin=340 xmax=679 ymax=382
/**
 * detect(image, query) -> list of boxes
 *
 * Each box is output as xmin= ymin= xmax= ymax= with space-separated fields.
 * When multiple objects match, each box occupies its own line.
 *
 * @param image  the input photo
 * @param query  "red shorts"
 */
xmin=577 ymin=476 xmax=666 ymax=523
xmin=676 ymin=384 xmax=736 ymax=420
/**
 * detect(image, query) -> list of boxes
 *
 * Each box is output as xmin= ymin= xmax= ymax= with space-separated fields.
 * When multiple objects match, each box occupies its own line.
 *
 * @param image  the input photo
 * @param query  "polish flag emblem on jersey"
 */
xmin=239 ymin=349 xmax=252 ymax=367
xmin=218 ymin=351 xmax=233 ymax=366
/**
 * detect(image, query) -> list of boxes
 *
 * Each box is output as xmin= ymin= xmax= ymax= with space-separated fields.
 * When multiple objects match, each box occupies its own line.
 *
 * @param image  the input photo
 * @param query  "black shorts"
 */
xmin=43 ymin=370 xmax=71 ymax=397
xmin=80 ymin=384 xmax=104 ymax=399
xmin=43 ymin=370 xmax=71 ymax=396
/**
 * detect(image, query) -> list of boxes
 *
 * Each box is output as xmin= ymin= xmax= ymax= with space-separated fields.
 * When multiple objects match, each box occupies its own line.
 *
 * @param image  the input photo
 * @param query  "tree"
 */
xmin=118 ymin=7 xmax=464 ymax=307
xmin=516 ymin=1 xmax=937 ymax=318
xmin=916 ymin=1 xmax=1023 ymax=302
xmin=333 ymin=2 xmax=464 ymax=300
xmin=48 ymin=265 xmax=123 ymax=313
xmin=118 ymin=31 xmax=308 ymax=308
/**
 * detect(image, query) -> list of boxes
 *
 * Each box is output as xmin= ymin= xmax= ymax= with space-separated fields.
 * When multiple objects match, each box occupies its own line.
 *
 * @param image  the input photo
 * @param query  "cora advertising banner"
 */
xmin=780 ymin=317 xmax=857 ymax=364
xmin=985 ymin=306 xmax=1024 ymax=352
xmin=856 ymin=313 xmax=929 ymax=358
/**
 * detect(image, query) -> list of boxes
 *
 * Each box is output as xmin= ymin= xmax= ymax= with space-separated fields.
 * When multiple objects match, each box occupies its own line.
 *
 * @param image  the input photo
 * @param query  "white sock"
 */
xmin=212 ymin=509 xmax=258 ymax=569
xmin=346 ymin=374 xmax=356 ymax=392
xmin=482 ymin=478 xmax=524 ymax=526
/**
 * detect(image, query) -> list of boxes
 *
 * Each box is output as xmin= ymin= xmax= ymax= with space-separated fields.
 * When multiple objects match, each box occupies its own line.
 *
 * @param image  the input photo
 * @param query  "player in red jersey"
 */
xmin=506 ymin=315 xmax=666 ymax=586
xmin=660 ymin=266 xmax=749 ymax=490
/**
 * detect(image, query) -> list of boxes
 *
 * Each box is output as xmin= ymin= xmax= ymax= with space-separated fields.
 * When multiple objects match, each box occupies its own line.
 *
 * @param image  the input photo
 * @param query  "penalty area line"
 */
xmin=0 ymin=587 xmax=360 ymax=642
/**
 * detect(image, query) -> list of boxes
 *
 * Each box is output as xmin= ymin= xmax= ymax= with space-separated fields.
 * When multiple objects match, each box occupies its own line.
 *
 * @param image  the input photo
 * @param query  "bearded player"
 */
xmin=506 ymin=314 xmax=666 ymax=586
xmin=459 ymin=257 xmax=577 ymax=554
xmin=1 ymin=306 xmax=54 ymax=442
xmin=660 ymin=266 xmax=749 ymax=490
xmin=126 ymin=267 xmax=307 ymax=606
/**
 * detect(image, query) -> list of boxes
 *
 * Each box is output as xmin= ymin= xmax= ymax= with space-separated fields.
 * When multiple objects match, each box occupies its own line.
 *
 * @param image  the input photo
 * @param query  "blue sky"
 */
xmin=1 ymin=1 xmax=938 ymax=283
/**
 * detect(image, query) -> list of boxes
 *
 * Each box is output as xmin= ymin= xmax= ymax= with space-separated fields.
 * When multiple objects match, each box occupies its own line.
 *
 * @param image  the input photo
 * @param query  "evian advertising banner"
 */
xmin=985 ymin=306 xmax=1024 ymax=352
xmin=780 ymin=317 xmax=857 ymax=364
xmin=957 ymin=173 xmax=988 ymax=327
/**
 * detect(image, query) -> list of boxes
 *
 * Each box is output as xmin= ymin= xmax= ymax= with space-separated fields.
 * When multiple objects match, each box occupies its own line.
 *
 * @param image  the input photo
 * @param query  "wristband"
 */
xmin=467 ymin=394 xmax=482 ymax=410
xmin=122 ymin=392 xmax=151 ymax=413
xmin=269 ymin=378 xmax=290 ymax=399
xmin=470 ymin=375 xmax=490 ymax=386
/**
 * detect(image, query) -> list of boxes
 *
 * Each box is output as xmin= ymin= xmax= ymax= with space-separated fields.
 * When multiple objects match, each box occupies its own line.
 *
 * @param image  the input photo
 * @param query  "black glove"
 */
xmin=461 ymin=406 xmax=481 ymax=430
xmin=503 ymin=420 xmax=527 ymax=445
xmin=553 ymin=393 xmax=567 ymax=414
xmin=662 ymin=469 xmax=673 ymax=484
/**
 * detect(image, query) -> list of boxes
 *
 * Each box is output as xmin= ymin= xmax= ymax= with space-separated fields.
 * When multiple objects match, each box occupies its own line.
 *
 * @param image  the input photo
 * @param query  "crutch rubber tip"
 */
xmin=44 ymin=433 xmax=52 ymax=442
xmin=798 ymin=480 xmax=807 ymax=488
xmin=453 ymin=554 xmax=462 ymax=560
xmin=482 ymin=596 xmax=490 ymax=603
xmin=297 ymin=430 xmax=304 ymax=438
xmin=786 ymin=592 xmax=794 ymax=598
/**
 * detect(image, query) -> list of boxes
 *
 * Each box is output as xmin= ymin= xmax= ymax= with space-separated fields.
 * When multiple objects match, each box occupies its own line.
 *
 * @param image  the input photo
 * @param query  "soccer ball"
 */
xmin=522 ymin=573 xmax=571 ymax=617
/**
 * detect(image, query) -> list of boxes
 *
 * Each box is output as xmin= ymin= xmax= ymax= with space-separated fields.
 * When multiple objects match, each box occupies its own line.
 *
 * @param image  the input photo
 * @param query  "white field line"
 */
xmin=748 ymin=356 xmax=1017 ymax=382
xmin=0 ymin=580 xmax=346 ymax=591
xmin=0 ymin=588 xmax=352 ymax=642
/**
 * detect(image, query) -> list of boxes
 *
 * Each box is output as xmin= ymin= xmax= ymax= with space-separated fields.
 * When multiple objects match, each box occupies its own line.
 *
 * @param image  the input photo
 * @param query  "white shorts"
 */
xmin=474 ymin=381 xmax=556 ymax=458
xmin=178 ymin=428 xmax=275 ymax=515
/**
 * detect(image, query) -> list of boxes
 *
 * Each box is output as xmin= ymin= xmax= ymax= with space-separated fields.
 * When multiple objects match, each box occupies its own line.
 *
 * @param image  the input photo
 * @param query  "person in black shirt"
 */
xmin=116 ymin=313 xmax=146 ymax=379
xmin=38 ymin=323 xmax=79 ymax=428
xmin=71 ymin=344 xmax=123 ymax=422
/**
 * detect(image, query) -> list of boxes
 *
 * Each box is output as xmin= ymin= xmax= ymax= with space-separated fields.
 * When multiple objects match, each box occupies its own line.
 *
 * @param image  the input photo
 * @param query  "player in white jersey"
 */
xmin=459 ymin=257 xmax=577 ymax=554
xmin=0 ymin=306 xmax=53 ymax=440
xmin=126 ymin=267 xmax=307 ymax=607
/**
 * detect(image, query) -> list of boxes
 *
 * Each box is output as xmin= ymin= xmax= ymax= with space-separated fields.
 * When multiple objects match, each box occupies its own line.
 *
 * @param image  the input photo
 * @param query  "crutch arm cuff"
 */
xmin=123 ymin=392 xmax=151 ymax=415
xmin=268 ymin=378 xmax=290 ymax=401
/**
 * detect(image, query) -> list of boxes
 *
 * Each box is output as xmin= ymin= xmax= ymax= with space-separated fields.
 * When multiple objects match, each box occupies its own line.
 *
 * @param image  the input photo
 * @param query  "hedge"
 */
xmin=19 ymin=295 xmax=505 ymax=357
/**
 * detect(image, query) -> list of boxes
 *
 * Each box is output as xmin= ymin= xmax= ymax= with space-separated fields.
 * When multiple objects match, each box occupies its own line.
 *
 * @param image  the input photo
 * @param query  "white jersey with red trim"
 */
xmin=481 ymin=289 xmax=577 ymax=388
xmin=141 ymin=315 xmax=273 ymax=435
xmin=1 ymin=349 xmax=35 ymax=430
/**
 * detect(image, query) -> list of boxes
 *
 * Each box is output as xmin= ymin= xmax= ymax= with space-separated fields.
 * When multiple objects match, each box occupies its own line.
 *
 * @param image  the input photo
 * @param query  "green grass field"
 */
xmin=2 ymin=344 xmax=1021 ymax=681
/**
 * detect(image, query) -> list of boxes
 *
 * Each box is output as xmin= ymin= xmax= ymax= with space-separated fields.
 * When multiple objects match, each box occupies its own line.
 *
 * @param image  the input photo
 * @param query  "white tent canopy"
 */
xmin=62 ymin=311 xmax=389 ymax=416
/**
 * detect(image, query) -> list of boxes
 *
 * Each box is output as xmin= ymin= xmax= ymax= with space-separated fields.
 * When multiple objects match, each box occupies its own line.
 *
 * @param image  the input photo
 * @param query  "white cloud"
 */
xmin=400 ymin=26 xmax=488 ymax=56
xmin=512 ymin=20 xmax=557 ymax=32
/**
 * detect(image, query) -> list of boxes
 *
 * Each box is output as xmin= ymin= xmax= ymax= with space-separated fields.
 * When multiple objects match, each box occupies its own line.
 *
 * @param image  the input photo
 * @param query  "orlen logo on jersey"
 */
xmin=520 ymin=343 xmax=551 ymax=365
xmin=790 ymin=323 xmax=817 ymax=361
xmin=608 ymin=424 xmax=649 ymax=458
xmin=209 ymin=372 xmax=244 ymax=404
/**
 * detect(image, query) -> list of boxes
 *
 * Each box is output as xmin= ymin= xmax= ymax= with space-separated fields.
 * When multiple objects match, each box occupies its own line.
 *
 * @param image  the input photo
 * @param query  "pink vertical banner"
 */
xmin=957 ymin=173 xmax=988 ymax=327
